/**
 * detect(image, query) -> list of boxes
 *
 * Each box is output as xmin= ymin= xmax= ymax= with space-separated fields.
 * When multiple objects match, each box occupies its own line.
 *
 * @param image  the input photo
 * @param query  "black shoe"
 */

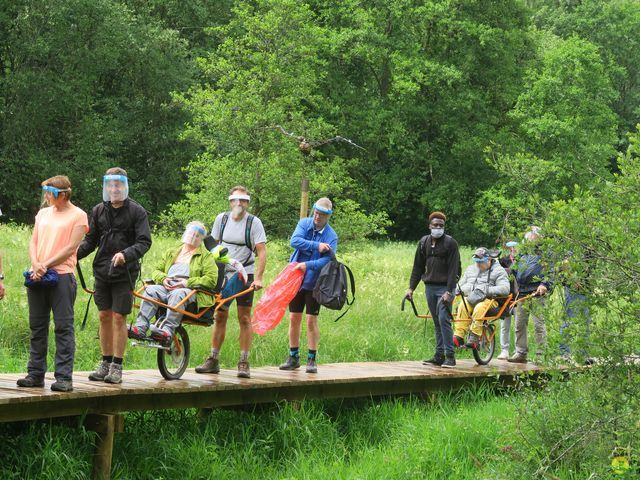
xmin=422 ymin=353 xmax=445 ymax=366
xmin=51 ymin=380 xmax=73 ymax=392
xmin=16 ymin=375 xmax=44 ymax=388
xmin=279 ymin=355 xmax=301 ymax=370
xmin=441 ymin=356 xmax=456 ymax=368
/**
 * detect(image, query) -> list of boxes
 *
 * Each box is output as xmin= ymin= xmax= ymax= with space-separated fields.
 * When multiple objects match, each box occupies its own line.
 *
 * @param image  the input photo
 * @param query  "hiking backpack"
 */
xmin=312 ymin=252 xmax=355 ymax=321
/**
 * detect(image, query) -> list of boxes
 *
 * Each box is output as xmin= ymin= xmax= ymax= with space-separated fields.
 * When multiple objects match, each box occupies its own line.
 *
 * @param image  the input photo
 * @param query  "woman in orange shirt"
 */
xmin=17 ymin=176 xmax=88 ymax=392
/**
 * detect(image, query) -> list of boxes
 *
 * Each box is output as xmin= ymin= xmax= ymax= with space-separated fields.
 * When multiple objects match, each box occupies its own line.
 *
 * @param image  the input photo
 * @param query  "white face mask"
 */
xmin=431 ymin=228 xmax=444 ymax=238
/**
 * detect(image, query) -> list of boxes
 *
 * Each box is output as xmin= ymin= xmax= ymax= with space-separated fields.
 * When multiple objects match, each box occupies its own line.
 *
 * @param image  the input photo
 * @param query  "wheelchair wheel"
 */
xmin=157 ymin=325 xmax=190 ymax=380
xmin=472 ymin=323 xmax=495 ymax=365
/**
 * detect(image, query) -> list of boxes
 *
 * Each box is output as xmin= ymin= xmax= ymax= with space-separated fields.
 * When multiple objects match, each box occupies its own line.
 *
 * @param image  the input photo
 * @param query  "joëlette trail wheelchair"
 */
xmin=401 ymin=292 xmax=536 ymax=365
xmin=128 ymin=270 xmax=254 ymax=380
xmin=78 ymin=247 xmax=254 ymax=380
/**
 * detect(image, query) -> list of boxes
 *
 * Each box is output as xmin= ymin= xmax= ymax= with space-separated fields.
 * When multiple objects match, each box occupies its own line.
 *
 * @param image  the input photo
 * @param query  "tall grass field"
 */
xmin=0 ymin=224 xmax=592 ymax=479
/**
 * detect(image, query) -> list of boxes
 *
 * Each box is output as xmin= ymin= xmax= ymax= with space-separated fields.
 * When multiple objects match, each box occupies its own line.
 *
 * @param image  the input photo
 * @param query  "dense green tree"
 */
xmin=309 ymin=0 xmax=534 ymax=243
xmin=165 ymin=0 xmax=390 ymax=239
xmin=0 ymin=0 xmax=196 ymax=221
xmin=474 ymin=34 xmax=618 ymax=235
xmin=531 ymin=0 xmax=640 ymax=141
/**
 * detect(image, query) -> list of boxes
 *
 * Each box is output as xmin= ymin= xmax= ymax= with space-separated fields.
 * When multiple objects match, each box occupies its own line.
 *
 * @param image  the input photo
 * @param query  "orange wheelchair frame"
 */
xmin=129 ymin=281 xmax=255 ymax=380
xmin=401 ymin=292 xmax=536 ymax=365
xmin=77 ymin=263 xmax=253 ymax=380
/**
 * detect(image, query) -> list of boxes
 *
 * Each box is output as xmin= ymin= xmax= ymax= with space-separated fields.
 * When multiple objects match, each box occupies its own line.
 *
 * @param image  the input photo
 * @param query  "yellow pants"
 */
xmin=454 ymin=298 xmax=498 ymax=338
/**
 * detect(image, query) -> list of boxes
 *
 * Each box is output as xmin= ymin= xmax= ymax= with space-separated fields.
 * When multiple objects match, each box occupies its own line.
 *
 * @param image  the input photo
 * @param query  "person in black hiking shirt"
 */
xmin=406 ymin=211 xmax=461 ymax=368
xmin=196 ymin=186 xmax=267 ymax=379
xmin=77 ymin=167 xmax=151 ymax=384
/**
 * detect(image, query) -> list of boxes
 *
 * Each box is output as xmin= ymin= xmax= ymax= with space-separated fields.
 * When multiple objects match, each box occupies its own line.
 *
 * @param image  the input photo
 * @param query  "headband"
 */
xmin=229 ymin=193 xmax=250 ymax=202
xmin=42 ymin=185 xmax=71 ymax=198
xmin=103 ymin=175 xmax=128 ymax=182
xmin=186 ymin=224 xmax=206 ymax=236
xmin=313 ymin=203 xmax=332 ymax=215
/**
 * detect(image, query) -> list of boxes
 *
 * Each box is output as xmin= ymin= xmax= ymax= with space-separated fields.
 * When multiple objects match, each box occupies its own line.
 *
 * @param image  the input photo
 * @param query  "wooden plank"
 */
xmin=0 ymin=361 xmax=552 ymax=422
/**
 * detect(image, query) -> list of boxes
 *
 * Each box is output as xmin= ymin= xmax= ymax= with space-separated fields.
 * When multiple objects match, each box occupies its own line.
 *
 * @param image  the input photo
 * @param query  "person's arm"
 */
xmin=446 ymin=240 xmax=461 ymax=294
xmin=42 ymin=225 xmax=87 ymax=269
xmin=151 ymin=249 xmax=172 ymax=285
xmin=458 ymin=267 xmax=472 ymax=296
xmin=119 ymin=208 xmax=152 ymax=265
xmin=186 ymin=252 xmax=218 ymax=290
xmin=304 ymin=232 xmax=338 ymax=272
xmin=290 ymin=220 xmax=317 ymax=252
xmin=77 ymin=206 xmax=99 ymax=260
xmin=407 ymin=238 xmax=426 ymax=296
xmin=252 ymin=242 xmax=267 ymax=290
xmin=488 ymin=266 xmax=510 ymax=297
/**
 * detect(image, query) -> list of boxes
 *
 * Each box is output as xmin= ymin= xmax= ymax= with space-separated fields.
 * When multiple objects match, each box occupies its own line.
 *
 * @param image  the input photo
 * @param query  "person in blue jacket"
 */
xmin=279 ymin=197 xmax=338 ymax=374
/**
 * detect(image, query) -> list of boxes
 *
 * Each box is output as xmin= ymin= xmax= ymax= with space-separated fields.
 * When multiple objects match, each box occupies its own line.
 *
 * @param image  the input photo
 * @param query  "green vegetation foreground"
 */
xmin=2 ymin=226 xmax=636 ymax=478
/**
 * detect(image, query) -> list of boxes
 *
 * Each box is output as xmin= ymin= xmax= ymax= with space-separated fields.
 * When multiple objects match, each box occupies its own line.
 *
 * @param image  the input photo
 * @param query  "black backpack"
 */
xmin=312 ymin=252 xmax=355 ymax=321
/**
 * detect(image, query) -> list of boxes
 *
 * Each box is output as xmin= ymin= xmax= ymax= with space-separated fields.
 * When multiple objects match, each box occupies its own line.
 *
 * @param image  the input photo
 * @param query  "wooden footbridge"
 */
xmin=0 ymin=360 xmax=547 ymax=479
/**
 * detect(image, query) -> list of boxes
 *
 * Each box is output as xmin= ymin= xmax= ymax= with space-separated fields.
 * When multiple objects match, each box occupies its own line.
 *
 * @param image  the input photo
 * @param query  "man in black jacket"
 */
xmin=77 ymin=167 xmax=152 ymax=384
xmin=406 ymin=211 xmax=461 ymax=368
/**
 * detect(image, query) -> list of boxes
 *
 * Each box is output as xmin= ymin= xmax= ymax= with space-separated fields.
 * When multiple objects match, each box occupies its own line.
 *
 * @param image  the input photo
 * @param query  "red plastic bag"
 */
xmin=252 ymin=263 xmax=304 ymax=335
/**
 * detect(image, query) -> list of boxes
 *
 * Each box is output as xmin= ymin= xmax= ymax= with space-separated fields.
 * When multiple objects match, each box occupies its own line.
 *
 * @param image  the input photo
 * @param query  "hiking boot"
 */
xmin=195 ymin=356 xmax=220 ymax=374
xmin=50 ymin=380 xmax=73 ymax=392
xmin=453 ymin=335 xmax=465 ymax=348
xmin=104 ymin=363 xmax=123 ymax=384
xmin=88 ymin=360 xmax=110 ymax=381
xmin=279 ymin=355 xmax=301 ymax=370
xmin=507 ymin=353 xmax=528 ymax=364
xmin=497 ymin=350 xmax=509 ymax=360
xmin=149 ymin=325 xmax=171 ymax=344
xmin=16 ymin=375 xmax=44 ymax=388
xmin=465 ymin=333 xmax=480 ymax=350
xmin=237 ymin=360 xmax=251 ymax=378
xmin=306 ymin=359 xmax=318 ymax=374
xmin=127 ymin=324 xmax=147 ymax=340
xmin=441 ymin=355 xmax=456 ymax=369
xmin=422 ymin=353 xmax=445 ymax=366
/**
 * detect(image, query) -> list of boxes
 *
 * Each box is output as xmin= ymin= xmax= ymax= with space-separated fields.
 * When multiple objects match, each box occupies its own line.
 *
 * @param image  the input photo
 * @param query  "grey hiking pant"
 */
xmin=26 ymin=273 xmax=77 ymax=381
xmin=514 ymin=296 xmax=547 ymax=357
xmin=135 ymin=285 xmax=195 ymax=334
xmin=500 ymin=315 xmax=512 ymax=353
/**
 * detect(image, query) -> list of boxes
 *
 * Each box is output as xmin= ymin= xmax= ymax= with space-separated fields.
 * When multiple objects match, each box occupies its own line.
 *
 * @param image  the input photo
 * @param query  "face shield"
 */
xmin=181 ymin=222 xmax=207 ymax=247
xmin=312 ymin=203 xmax=332 ymax=229
xmin=41 ymin=185 xmax=71 ymax=206
xmin=103 ymin=175 xmax=129 ymax=203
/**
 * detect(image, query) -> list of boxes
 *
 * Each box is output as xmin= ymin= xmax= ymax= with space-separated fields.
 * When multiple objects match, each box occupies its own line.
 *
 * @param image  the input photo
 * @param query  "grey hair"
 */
xmin=524 ymin=225 xmax=541 ymax=242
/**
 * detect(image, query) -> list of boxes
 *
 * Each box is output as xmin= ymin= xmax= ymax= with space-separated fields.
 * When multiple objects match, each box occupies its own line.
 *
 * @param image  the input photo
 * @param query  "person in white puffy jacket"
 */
xmin=453 ymin=247 xmax=510 ymax=349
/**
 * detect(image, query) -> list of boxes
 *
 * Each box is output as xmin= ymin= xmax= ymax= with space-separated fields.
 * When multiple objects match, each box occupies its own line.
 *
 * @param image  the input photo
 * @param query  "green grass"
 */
xmin=0 ymin=224 xmax=601 ymax=478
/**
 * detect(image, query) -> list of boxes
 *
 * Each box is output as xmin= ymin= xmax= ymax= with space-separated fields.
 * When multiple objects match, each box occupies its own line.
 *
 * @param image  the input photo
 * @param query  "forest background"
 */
xmin=2 ymin=0 xmax=639 ymax=244
xmin=1 ymin=0 xmax=639 ymax=478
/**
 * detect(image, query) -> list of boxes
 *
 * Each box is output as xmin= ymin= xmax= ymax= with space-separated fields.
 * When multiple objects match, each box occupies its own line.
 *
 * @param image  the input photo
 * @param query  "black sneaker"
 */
xmin=422 ymin=353 xmax=445 ymax=366
xmin=51 ymin=380 xmax=73 ymax=392
xmin=441 ymin=356 xmax=456 ymax=368
xmin=279 ymin=355 xmax=301 ymax=370
xmin=16 ymin=375 xmax=44 ymax=388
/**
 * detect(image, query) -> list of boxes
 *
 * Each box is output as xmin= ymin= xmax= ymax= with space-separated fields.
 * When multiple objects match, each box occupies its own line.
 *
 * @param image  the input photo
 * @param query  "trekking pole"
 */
xmin=457 ymin=282 xmax=472 ymax=316
xmin=76 ymin=263 xmax=94 ymax=331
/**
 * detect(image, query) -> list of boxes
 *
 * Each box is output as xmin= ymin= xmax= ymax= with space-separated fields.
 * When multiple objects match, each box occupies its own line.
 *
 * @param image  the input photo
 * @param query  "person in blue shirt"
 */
xmin=279 ymin=197 xmax=338 ymax=374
